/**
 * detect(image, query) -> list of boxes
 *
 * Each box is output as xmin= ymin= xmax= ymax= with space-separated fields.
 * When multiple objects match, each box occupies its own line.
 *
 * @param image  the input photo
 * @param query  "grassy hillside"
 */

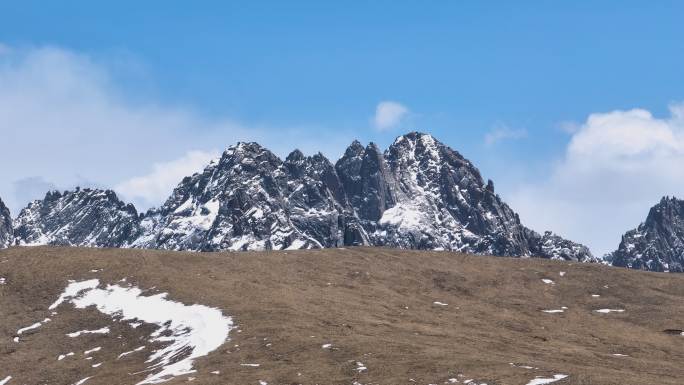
xmin=1 ymin=247 xmax=684 ymax=385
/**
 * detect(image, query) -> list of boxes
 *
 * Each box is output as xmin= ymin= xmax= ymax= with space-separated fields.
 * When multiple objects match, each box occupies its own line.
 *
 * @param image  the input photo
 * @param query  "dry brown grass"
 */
xmin=1 ymin=246 xmax=684 ymax=385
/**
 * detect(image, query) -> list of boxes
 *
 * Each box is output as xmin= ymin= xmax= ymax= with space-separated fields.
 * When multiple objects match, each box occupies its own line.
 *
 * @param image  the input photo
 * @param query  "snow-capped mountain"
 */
xmin=13 ymin=188 xmax=141 ymax=247
xmin=337 ymin=133 xmax=593 ymax=260
xmin=608 ymin=196 xmax=684 ymax=272
xmin=132 ymin=142 xmax=364 ymax=251
xmin=5 ymin=132 xmax=595 ymax=261
xmin=0 ymin=196 xmax=12 ymax=248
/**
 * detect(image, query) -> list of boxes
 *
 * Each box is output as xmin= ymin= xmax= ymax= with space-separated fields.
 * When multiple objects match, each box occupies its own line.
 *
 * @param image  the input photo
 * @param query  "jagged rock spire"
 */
xmin=608 ymin=196 xmax=684 ymax=272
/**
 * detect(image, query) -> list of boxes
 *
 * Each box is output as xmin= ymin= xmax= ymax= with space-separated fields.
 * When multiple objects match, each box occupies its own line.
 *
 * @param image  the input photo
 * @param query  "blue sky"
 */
xmin=1 ymin=1 xmax=683 ymax=255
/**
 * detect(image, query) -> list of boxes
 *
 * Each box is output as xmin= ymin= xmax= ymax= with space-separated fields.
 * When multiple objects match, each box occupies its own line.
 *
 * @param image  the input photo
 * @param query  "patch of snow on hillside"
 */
xmin=72 ymin=377 xmax=91 ymax=385
xmin=58 ymin=352 xmax=75 ymax=360
xmin=525 ymin=374 xmax=568 ymax=385
xmin=118 ymin=346 xmax=146 ymax=359
xmin=50 ymin=279 xmax=100 ymax=309
xmin=17 ymin=322 xmax=42 ymax=335
xmin=84 ymin=347 xmax=101 ymax=355
xmin=67 ymin=327 xmax=110 ymax=337
xmin=594 ymin=309 xmax=625 ymax=313
xmin=0 ymin=376 xmax=11 ymax=385
xmin=50 ymin=279 xmax=234 ymax=384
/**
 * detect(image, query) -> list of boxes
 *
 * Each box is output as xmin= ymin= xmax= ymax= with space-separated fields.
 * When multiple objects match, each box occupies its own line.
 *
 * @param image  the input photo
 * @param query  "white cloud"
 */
xmin=507 ymin=103 xmax=684 ymax=256
xmin=115 ymin=150 xmax=220 ymax=210
xmin=484 ymin=125 xmax=527 ymax=146
xmin=373 ymin=101 xmax=409 ymax=131
xmin=0 ymin=45 xmax=249 ymax=212
xmin=0 ymin=44 xmax=354 ymax=213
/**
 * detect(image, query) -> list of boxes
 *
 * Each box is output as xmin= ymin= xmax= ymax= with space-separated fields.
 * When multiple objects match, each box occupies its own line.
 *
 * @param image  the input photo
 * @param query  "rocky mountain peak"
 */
xmin=343 ymin=140 xmax=365 ymax=159
xmin=0 ymin=196 xmax=12 ymax=248
xmin=647 ymin=196 xmax=684 ymax=224
xmin=609 ymin=196 xmax=684 ymax=272
xmin=285 ymin=149 xmax=306 ymax=163
xmin=13 ymin=188 xmax=140 ymax=247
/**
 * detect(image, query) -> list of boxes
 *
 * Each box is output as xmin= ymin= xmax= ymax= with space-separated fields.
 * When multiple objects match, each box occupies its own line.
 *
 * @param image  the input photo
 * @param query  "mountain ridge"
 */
xmin=2 ymin=132 xmax=594 ymax=262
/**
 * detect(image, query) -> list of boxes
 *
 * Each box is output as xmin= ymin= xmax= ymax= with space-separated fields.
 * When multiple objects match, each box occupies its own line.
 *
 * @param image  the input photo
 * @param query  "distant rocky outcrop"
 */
xmin=13 ymin=188 xmax=141 ymax=247
xmin=9 ymin=132 xmax=595 ymax=261
xmin=608 ymin=197 xmax=684 ymax=272
xmin=0 ymin=196 xmax=12 ymax=248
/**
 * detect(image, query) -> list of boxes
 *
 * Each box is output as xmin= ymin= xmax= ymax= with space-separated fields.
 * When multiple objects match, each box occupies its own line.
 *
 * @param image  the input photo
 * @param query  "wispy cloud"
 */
xmin=373 ymin=101 xmax=409 ymax=131
xmin=115 ymin=150 xmax=220 ymax=210
xmin=484 ymin=124 xmax=527 ymax=146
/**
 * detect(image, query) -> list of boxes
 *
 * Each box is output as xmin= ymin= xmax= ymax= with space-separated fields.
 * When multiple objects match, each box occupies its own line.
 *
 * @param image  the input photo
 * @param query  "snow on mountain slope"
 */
xmin=608 ymin=196 xmax=684 ymax=272
xmin=13 ymin=188 xmax=141 ymax=247
xmin=0 ymin=197 xmax=12 ymax=248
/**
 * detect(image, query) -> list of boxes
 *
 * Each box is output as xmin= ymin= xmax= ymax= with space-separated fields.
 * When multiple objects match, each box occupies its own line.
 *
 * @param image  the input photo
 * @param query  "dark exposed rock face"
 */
xmin=13 ymin=188 xmax=141 ymax=247
xmin=9 ymin=132 xmax=594 ymax=261
xmin=530 ymin=230 xmax=594 ymax=262
xmin=608 ymin=197 xmax=684 ymax=272
xmin=0 ymin=197 xmax=12 ymax=248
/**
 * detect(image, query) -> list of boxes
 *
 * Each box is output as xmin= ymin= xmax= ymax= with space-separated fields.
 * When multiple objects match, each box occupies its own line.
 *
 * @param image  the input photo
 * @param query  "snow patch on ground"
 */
xmin=67 ymin=327 xmax=110 ymax=337
xmin=525 ymin=374 xmax=568 ymax=385
xmin=118 ymin=346 xmax=146 ymax=359
xmin=58 ymin=352 xmax=75 ymax=360
xmin=16 ymin=322 xmax=42 ymax=335
xmin=541 ymin=279 xmax=554 ymax=285
xmin=72 ymin=377 xmax=91 ymax=385
xmin=0 ymin=376 xmax=11 ymax=385
xmin=50 ymin=279 xmax=234 ymax=384
xmin=594 ymin=309 xmax=625 ymax=313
